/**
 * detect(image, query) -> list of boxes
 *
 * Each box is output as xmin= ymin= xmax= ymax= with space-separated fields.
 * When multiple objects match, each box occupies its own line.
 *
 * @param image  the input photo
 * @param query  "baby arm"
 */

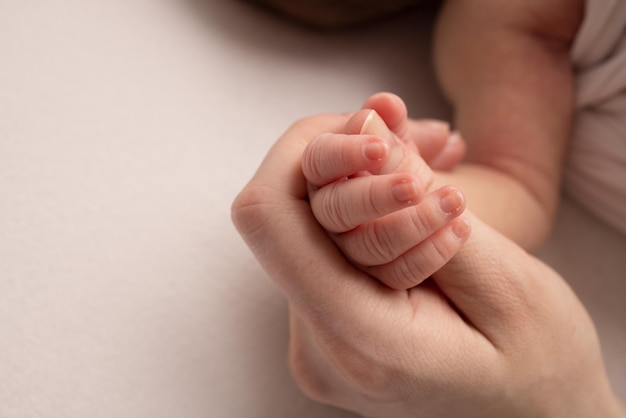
xmin=433 ymin=0 xmax=584 ymax=250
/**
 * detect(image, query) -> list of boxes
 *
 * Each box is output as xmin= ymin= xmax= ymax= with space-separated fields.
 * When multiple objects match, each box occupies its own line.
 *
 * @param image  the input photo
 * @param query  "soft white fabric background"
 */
xmin=0 ymin=1 xmax=624 ymax=417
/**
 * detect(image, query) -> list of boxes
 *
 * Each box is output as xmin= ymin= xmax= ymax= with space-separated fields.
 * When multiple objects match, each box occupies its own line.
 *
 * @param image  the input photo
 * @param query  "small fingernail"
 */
xmin=360 ymin=110 xmax=402 ymax=173
xmin=439 ymin=189 xmax=465 ymax=215
xmin=360 ymin=110 xmax=377 ymax=134
xmin=363 ymin=140 xmax=388 ymax=161
xmin=360 ymin=110 xmax=390 ymax=140
xmin=392 ymin=179 xmax=419 ymax=202
xmin=452 ymin=217 xmax=471 ymax=238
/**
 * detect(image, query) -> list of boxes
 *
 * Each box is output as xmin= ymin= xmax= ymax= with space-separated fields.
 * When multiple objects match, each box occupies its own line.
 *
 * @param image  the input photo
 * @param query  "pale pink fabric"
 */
xmin=568 ymin=0 xmax=626 ymax=234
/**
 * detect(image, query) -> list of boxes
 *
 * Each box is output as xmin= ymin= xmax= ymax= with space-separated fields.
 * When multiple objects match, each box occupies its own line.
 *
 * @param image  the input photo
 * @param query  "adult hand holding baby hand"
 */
xmin=231 ymin=96 xmax=623 ymax=418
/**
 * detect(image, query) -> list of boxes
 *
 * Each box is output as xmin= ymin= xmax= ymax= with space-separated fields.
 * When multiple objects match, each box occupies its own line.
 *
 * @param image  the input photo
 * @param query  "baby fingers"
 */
xmin=334 ymin=185 xmax=467 ymax=270
xmin=367 ymin=216 xmax=471 ymax=290
xmin=302 ymin=133 xmax=390 ymax=188
xmin=310 ymin=173 xmax=425 ymax=233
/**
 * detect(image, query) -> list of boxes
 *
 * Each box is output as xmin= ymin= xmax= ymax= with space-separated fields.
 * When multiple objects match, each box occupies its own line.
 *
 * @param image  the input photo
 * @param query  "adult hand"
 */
xmin=231 ymin=108 xmax=624 ymax=417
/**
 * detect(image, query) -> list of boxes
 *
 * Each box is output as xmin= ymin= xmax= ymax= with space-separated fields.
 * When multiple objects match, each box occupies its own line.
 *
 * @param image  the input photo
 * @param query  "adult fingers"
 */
xmin=432 ymin=212 xmax=561 ymax=346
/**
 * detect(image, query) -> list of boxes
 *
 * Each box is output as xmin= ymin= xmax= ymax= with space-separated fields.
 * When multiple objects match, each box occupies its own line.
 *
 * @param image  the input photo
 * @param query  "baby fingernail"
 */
xmin=360 ymin=110 xmax=391 ymax=140
xmin=393 ymin=179 xmax=419 ymax=202
xmin=452 ymin=217 xmax=471 ymax=238
xmin=363 ymin=140 xmax=388 ymax=161
xmin=439 ymin=189 xmax=465 ymax=215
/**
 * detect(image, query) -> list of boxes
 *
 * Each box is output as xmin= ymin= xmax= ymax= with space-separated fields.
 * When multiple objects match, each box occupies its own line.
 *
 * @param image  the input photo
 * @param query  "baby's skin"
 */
xmin=250 ymin=0 xmax=584 ymax=252
xmin=302 ymin=94 xmax=469 ymax=289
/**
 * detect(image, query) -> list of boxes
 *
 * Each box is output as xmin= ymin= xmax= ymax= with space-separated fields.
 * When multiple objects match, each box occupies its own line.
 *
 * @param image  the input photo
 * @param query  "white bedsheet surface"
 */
xmin=1 ymin=1 xmax=624 ymax=417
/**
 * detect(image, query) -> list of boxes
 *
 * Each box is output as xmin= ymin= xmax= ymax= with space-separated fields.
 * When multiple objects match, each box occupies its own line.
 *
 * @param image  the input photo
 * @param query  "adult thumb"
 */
xmin=432 ymin=212 xmax=558 ymax=346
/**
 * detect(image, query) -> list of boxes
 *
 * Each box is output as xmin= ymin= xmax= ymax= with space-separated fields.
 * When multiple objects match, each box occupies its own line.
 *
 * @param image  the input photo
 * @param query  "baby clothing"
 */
xmin=568 ymin=0 xmax=626 ymax=234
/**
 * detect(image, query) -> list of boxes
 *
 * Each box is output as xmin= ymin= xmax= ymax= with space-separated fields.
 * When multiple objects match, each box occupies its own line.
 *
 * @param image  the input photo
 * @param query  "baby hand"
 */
xmin=302 ymin=99 xmax=470 ymax=290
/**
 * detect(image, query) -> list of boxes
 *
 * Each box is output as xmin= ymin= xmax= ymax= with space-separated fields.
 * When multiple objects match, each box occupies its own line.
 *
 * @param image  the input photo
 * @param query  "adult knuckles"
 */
xmin=231 ymin=184 xmax=280 ymax=238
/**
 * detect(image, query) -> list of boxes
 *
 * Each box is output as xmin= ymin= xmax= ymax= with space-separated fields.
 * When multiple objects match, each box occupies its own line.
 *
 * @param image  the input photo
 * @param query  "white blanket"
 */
xmin=0 ymin=1 xmax=624 ymax=417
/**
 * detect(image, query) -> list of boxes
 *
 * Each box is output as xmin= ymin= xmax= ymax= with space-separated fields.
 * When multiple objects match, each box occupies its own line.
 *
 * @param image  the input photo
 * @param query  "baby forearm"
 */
xmin=436 ymin=164 xmax=552 ymax=251
xmin=433 ymin=0 xmax=583 ymax=250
